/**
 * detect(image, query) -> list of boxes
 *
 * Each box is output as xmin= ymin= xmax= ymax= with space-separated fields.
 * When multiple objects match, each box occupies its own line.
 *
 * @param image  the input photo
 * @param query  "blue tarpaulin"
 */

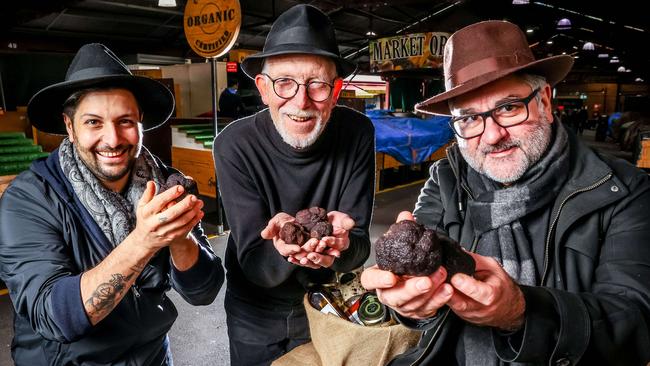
xmin=367 ymin=110 xmax=454 ymax=165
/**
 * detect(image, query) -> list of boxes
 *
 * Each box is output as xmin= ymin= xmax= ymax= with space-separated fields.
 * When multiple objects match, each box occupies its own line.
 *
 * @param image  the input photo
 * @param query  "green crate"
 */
xmin=0 ymin=152 xmax=49 ymax=163
xmin=0 ymin=145 xmax=43 ymax=154
xmin=0 ymin=138 xmax=33 ymax=146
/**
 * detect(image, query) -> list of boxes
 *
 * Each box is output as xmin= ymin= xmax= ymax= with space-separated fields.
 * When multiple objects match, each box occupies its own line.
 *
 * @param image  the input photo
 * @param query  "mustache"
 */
xmin=280 ymin=108 xmax=318 ymax=118
xmin=480 ymin=139 xmax=519 ymax=154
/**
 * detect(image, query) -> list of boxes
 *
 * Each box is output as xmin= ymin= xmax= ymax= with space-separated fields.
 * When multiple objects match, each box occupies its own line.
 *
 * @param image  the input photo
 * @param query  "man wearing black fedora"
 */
xmin=362 ymin=21 xmax=650 ymax=365
xmin=212 ymin=4 xmax=374 ymax=365
xmin=0 ymin=43 xmax=224 ymax=365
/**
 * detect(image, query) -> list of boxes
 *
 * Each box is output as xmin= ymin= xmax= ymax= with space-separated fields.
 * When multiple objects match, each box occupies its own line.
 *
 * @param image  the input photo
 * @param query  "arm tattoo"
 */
xmin=85 ymin=273 xmax=134 ymax=318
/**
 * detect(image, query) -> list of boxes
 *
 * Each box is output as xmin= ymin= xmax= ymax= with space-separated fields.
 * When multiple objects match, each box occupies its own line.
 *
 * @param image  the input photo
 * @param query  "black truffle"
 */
xmin=161 ymin=173 xmax=198 ymax=202
xmin=279 ymin=207 xmax=333 ymax=244
xmin=375 ymin=220 xmax=475 ymax=280
xmin=279 ymin=222 xmax=309 ymax=245
xmin=309 ymin=221 xmax=333 ymax=239
xmin=295 ymin=207 xmax=328 ymax=231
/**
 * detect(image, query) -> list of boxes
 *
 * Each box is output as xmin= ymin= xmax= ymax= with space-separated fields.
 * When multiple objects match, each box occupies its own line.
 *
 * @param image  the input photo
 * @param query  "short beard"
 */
xmin=274 ymin=108 xmax=326 ymax=149
xmin=458 ymin=114 xmax=552 ymax=184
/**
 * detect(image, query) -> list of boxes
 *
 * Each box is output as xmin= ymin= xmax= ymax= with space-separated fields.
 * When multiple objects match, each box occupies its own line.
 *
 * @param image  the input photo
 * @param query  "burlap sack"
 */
xmin=273 ymin=296 xmax=421 ymax=366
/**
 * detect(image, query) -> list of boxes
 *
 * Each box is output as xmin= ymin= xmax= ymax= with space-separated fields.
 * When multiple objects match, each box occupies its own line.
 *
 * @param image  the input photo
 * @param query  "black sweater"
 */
xmin=213 ymin=106 xmax=375 ymax=308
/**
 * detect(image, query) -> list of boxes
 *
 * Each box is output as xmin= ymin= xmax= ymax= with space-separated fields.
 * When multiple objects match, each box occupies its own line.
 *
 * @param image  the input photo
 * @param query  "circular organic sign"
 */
xmin=184 ymin=0 xmax=241 ymax=58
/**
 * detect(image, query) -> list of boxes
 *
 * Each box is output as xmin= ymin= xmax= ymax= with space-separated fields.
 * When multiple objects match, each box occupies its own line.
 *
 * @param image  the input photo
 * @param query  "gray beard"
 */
xmin=458 ymin=114 xmax=552 ymax=184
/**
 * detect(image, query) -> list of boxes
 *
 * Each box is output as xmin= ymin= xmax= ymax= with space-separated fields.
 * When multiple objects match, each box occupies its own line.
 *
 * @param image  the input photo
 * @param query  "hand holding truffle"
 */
xmin=362 ymin=211 xmax=526 ymax=330
xmin=446 ymin=252 xmax=526 ymax=332
xmin=261 ymin=207 xmax=355 ymax=269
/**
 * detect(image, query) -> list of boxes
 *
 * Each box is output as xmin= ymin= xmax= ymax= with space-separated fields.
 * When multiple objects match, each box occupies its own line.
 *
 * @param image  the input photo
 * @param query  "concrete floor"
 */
xmin=0 ymin=128 xmax=633 ymax=366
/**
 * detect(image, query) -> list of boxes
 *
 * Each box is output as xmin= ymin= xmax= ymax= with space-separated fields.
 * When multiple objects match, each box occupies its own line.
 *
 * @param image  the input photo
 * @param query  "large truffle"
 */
xmin=160 ymin=173 xmax=198 ymax=202
xmin=279 ymin=207 xmax=333 ymax=244
xmin=375 ymin=220 xmax=475 ymax=280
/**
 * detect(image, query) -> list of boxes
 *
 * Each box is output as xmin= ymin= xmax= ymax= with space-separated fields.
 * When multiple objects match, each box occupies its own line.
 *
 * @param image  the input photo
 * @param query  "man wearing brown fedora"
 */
xmin=362 ymin=20 xmax=650 ymax=365
xmin=213 ymin=4 xmax=374 ymax=365
xmin=0 ymin=43 xmax=224 ymax=365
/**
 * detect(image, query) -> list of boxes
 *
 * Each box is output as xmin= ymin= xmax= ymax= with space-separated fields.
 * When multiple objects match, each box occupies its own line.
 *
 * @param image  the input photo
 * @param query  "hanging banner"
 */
xmin=369 ymin=32 xmax=450 ymax=72
xmin=184 ymin=0 xmax=242 ymax=58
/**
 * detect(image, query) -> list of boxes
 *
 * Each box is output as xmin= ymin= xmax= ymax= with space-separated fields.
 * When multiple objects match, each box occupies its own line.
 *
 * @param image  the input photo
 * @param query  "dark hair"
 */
xmin=62 ymin=86 xmax=142 ymax=120
xmin=227 ymin=78 xmax=239 ymax=88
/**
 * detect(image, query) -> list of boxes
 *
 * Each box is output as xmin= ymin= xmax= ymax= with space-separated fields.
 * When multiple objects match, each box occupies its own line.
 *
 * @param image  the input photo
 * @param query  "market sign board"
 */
xmin=184 ymin=0 xmax=241 ymax=58
xmin=369 ymin=32 xmax=450 ymax=72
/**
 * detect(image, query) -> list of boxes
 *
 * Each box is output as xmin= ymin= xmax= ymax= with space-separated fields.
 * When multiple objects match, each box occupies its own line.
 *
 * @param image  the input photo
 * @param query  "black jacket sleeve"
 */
xmin=170 ymin=223 xmax=225 ymax=306
xmin=493 ymin=171 xmax=650 ymax=365
xmin=0 ymin=174 xmax=92 ymax=342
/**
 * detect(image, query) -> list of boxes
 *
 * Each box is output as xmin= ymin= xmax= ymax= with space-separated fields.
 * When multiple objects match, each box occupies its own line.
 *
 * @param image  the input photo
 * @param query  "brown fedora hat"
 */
xmin=415 ymin=20 xmax=574 ymax=116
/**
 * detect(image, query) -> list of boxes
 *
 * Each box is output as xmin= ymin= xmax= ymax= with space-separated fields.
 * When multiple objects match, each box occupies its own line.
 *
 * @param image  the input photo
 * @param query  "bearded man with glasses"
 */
xmin=212 ymin=4 xmax=374 ymax=365
xmin=362 ymin=21 xmax=650 ymax=366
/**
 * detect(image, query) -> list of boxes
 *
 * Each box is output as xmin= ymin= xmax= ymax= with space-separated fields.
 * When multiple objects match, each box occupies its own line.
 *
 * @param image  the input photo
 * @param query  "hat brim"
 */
xmin=27 ymin=75 xmax=175 ymax=135
xmin=415 ymin=55 xmax=574 ymax=116
xmin=240 ymin=43 xmax=357 ymax=80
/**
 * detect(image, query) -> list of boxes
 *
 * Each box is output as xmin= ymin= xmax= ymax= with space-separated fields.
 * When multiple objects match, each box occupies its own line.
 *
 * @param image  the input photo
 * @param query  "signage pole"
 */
xmin=210 ymin=56 xmax=224 ymax=235
xmin=184 ymin=0 xmax=241 ymax=236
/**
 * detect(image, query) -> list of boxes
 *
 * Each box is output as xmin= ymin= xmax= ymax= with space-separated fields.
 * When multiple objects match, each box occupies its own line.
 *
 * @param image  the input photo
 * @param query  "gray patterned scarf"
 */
xmin=59 ymin=138 xmax=165 ymax=246
xmin=460 ymin=122 xmax=569 ymax=365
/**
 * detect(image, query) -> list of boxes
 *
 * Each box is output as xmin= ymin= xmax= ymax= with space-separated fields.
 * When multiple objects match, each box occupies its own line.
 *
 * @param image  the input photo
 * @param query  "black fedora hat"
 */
xmin=241 ymin=4 xmax=357 ymax=79
xmin=27 ymin=43 xmax=175 ymax=135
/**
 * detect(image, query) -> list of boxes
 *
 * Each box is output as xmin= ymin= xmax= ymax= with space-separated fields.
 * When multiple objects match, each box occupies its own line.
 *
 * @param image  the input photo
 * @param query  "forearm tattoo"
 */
xmin=85 ymin=261 xmax=146 ymax=321
xmin=85 ymin=273 xmax=135 ymax=317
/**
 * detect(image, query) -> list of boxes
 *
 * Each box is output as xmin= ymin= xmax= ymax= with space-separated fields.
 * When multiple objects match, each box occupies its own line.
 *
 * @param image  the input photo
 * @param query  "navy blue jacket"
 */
xmin=0 ymin=149 xmax=224 ymax=365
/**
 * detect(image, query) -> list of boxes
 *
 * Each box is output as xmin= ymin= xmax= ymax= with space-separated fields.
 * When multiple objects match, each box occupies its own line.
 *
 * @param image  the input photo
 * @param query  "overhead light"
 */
xmin=561 ymin=51 xmax=567 ymax=55
xmin=366 ymin=30 xmax=377 ymax=37
xmin=636 ymin=78 xmax=644 ymax=82
xmin=512 ymin=0 xmax=529 ymax=4
xmin=582 ymin=42 xmax=595 ymax=51
xmin=546 ymin=40 xmax=553 ymax=45
xmin=158 ymin=0 xmax=176 ymax=7
xmin=573 ymin=55 xmax=580 ymax=59
xmin=526 ymin=28 xmax=534 ymax=33
xmin=617 ymin=66 xmax=626 ymax=72
xmin=610 ymin=58 xmax=619 ymax=63
xmin=556 ymin=18 xmax=572 ymax=30
xmin=626 ymin=68 xmax=632 ymax=72
xmin=597 ymin=53 xmax=609 ymax=58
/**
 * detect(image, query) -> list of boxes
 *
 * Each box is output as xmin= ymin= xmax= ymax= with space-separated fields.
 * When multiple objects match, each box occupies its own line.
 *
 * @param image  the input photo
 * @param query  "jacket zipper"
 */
xmin=540 ymin=172 xmax=612 ymax=285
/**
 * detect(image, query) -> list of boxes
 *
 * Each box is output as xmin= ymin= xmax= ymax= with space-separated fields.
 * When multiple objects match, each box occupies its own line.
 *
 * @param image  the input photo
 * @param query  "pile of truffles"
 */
xmin=160 ymin=173 xmax=198 ymax=202
xmin=279 ymin=207 xmax=333 ymax=245
xmin=375 ymin=220 xmax=475 ymax=281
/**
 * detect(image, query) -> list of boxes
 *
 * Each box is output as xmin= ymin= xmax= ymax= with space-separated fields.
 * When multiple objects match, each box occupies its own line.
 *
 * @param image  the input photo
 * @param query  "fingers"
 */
xmin=361 ymin=265 xmax=399 ymax=290
xmin=152 ymin=197 xmax=204 ymax=238
xmin=451 ymin=274 xmax=495 ymax=306
xmin=373 ymin=268 xmax=452 ymax=319
xmin=153 ymin=194 xmax=202 ymax=226
xmin=138 ymin=181 xmax=157 ymax=208
xmin=396 ymin=211 xmax=414 ymax=222
xmin=274 ymin=239 xmax=302 ymax=257
xmin=327 ymin=211 xmax=355 ymax=231
xmin=261 ymin=213 xmax=294 ymax=239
